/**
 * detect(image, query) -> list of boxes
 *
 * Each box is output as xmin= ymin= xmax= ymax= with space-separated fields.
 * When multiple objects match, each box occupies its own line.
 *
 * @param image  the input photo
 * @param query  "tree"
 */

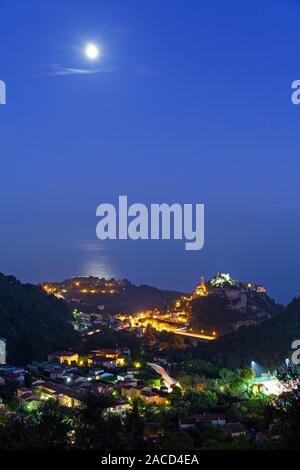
xmin=264 ymin=365 xmax=300 ymax=449
xmin=156 ymin=431 xmax=195 ymax=450
xmin=169 ymin=386 xmax=183 ymax=406
xmin=0 ymin=273 xmax=79 ymax=363
xmin=74 ymin=392 xmax=128 ymax=450
xmin=0 ymin=401 xmax=72 ymax=449
xmin=176 ymin=389 xmax=218 ymax=415
xmin=125 ymin=400 xmax=145 ymax=448
xmin=0 ymin=381 xmax=19 ymax=404
xmin=200 ymin=425 xmax=228 ymax=448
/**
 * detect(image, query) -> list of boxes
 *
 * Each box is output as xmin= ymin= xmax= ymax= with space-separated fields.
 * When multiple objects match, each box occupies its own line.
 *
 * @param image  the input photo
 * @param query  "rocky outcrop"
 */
xmin=189 ymin=273 xmax=282 ymax=335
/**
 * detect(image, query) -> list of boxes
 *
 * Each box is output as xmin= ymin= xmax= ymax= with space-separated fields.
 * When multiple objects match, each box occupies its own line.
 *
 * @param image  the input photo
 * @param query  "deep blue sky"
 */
xmin=0 ymin=0 xmax=300 ymax=303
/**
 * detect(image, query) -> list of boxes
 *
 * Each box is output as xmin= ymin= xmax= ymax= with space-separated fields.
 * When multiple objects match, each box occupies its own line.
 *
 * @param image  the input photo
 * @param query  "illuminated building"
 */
xmin=107 ymin=401 xmax=131 ymax=416
xmin=91 ymin=355 xmax=117 ymax=368
xmin=120 ymin=384 xmax=142 ymax=400
xmin=140 ymin=390 xmax=170 ymax=406
xmin=47 ymin=351 xmax=79 ymax=365
xmin=116 ymin=355 xmax=126 ymax=366
xmin=36 ymin=382 xmax=83 ymax=408
xmin=16 ymin=387 xmax=41 ymax=411
xmin=193 ymin=276 xmax=208 ymax=297
xmin=210 ymin=273 xmax=238 ymax=288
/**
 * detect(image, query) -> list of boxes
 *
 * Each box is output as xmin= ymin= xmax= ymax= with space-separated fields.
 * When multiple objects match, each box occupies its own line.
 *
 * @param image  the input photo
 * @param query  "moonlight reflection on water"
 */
xmin=77 ymin=241 xmax=115 ymax=279
xmin=83 ymin=260 xmax=115 ymax=279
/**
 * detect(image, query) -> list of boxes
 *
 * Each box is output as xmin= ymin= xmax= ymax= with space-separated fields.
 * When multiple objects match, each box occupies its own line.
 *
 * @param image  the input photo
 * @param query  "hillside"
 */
xmin=0 ymin=273 xmax=79 ymax=364
xmin=42 ymin=277 xmax=184 ymax=314
xmin=204 ymin=295 xmax=300 ymax=369
xmin=184 ymin=273 xmax=282 ymax=335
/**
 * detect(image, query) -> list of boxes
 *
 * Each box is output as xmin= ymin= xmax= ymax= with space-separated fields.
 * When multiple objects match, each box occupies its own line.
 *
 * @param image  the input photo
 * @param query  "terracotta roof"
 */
xmin=24 ymin=396 xmax=40 ymax=403
xmin=49 ymin=351 xmax=77 ymax=357
xmin=224 ymin=422 xmax=247 ymax=434
xmin=37 ymin=381 xmax=84 ymax=401
xmin=180 ymin=418 xmax=197 ymax=425
xmin=94 ymin=349 xmax=118 ymax=356
xmin=141 ymin=390 xmax=159 ymax=397
xmin=121 ymin=384 xmax=136 ymax=390
xmin=196 ymin=413 xmax=226 ymax=423
xmin=20 ymin=392 xmax=39 ymax=400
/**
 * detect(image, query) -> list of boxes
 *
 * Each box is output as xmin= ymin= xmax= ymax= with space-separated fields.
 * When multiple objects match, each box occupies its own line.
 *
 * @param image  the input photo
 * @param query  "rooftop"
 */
xmin=224 ymin=422 xmax=247 ymax=434
xmin=48 ymin=351 xmax=78 ymax=357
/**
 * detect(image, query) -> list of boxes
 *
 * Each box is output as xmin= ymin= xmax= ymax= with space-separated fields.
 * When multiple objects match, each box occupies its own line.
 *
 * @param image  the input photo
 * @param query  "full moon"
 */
xmin=85 ymin=43 xmax=101 ymax=61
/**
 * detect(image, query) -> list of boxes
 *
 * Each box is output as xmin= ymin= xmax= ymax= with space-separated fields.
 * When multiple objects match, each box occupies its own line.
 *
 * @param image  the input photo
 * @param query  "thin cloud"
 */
xmin=48 ymin=65 xmax=116 ymax=77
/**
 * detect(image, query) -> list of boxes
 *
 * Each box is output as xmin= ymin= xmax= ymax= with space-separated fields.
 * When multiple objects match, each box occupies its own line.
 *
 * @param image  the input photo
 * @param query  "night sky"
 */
xmin=0 ymin=0 xmax=300 ymax=303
